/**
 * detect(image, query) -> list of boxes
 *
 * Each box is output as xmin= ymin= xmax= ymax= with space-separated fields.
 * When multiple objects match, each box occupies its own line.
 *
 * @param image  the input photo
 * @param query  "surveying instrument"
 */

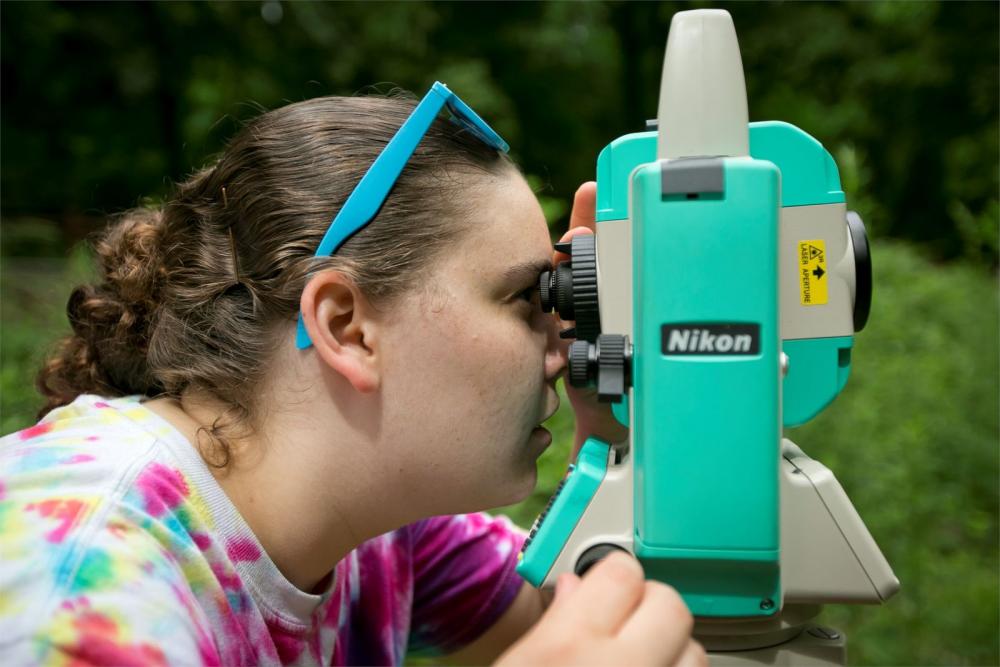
xmin=517 ymin=9 xmax=900 ymax=665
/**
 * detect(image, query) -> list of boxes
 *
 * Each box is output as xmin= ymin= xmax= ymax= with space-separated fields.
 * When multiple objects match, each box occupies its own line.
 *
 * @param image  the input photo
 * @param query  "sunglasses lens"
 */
xmin=446 ymin=111 xmax=494 ymax=146
xmin=445 ymin=97 xmax=507 ymax=152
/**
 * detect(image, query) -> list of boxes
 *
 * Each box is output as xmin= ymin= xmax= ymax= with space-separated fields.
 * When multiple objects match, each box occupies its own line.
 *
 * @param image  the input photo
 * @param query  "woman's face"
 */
xmin=378 ymin=171 xmax=565 ymax=515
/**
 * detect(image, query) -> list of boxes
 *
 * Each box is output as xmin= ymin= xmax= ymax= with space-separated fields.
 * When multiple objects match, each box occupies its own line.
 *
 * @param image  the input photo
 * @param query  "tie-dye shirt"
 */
xmin=0 ymin=394 xmax=527 ymax=666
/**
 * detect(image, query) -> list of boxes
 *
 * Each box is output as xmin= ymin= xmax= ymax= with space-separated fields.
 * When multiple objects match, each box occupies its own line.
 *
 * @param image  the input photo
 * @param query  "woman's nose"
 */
xmin=543 ymin=315 xmax=569 ymax=382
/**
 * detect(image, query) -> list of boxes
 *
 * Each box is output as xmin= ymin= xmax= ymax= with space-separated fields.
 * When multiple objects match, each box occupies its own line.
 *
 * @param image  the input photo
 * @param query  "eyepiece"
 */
xmin=538 ymin=234 xmax=601 ymax=341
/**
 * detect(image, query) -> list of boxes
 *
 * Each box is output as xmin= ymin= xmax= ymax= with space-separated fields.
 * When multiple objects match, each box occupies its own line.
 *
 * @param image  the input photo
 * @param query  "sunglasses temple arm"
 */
xmin=313 ymin=97 xmax=446 ymax=257
xmin=298 ymin=92 xmax=450 ymax=348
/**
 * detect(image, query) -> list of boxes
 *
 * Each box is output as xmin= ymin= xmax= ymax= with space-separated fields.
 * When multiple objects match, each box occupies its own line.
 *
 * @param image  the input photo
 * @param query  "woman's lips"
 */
xmin=531 ymin=426 xmax=553 ymax=448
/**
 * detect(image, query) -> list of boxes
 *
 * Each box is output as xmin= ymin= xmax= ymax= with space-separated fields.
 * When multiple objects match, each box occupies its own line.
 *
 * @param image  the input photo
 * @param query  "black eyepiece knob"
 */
xmin=555 ymin=262 xmax=575 ymax=319
xmin=541 ymin=234 xmax=601 ymax=341
xmin=539 ymin=270 xmax=555 ymax=313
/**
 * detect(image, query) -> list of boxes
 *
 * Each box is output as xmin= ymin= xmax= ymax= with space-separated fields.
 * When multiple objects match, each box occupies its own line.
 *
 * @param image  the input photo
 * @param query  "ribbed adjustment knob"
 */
xmin=568 ymin=340 xmax=594 ymax=388
xmin=595 ymin=334 xmax=630 ymax=403
xmin=554 ymin=262 xmax=575 ymax=318
xmin=538 ymin=270 xmax=554 ymax=313
xmin=568 ymin=234 xmax=600 ymax=342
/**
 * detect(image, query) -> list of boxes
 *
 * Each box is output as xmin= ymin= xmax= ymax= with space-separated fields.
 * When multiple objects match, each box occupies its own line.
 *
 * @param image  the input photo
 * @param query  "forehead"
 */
xmin=457 ymin=173 xmax=551 ymax=273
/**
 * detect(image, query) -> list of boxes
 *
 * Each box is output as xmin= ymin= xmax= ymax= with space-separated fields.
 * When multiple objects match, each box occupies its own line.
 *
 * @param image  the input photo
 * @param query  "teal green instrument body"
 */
xmin=515 ymin=121 xmax=859 ymax=616
xmin=516 ymin=11 xmax=883 ymax=638
xmin=596 ymin=122 xmax=851 ymax=427
xmin=630 ymin=156 xmax=781 ymax=617
xmin=517 ymin=437 xmax=611 ymax=587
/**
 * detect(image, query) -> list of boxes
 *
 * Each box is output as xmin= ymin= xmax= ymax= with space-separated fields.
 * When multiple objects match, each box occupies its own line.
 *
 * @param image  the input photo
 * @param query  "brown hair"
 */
xmin=36 ymin=92 xmax=516 ymax=462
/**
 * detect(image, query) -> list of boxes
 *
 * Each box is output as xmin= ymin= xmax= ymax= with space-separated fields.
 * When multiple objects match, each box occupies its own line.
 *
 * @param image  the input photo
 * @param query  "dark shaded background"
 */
xmin=1 ymin=2 xmax=997 ymax=666
xmin=2 ymin=1 xmax=997 ymax=263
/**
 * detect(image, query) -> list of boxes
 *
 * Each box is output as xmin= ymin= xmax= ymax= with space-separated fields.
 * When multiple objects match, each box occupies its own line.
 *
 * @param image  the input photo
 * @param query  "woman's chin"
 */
xmin=499 ymin=458 xmax=541 ymax=507
xmin=452 ymin=431 xmax=550 ymax=510
xmin=529 ymin=425 xmax=552 ymax=456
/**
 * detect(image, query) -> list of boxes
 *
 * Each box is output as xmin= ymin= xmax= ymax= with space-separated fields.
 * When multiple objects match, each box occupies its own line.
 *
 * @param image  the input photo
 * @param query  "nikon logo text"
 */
xmin=661 ymin=323 xmax=760 ymax=356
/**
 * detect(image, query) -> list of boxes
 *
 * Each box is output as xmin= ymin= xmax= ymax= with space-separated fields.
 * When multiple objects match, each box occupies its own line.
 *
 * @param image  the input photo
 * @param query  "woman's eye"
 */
xmin=516 ymin=285 xmax=538 ymax=303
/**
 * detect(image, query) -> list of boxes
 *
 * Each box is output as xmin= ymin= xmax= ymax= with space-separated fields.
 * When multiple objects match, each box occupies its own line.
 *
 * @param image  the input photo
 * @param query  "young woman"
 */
xmin=0 ymin=84 xmax=705 ymax=666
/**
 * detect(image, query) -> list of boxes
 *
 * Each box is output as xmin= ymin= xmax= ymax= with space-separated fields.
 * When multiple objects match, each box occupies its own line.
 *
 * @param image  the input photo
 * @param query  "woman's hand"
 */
xmin=554 ymin=183 xmax=629 ymax=460
xmin=494 ymin=551 xmax=707 ymax=667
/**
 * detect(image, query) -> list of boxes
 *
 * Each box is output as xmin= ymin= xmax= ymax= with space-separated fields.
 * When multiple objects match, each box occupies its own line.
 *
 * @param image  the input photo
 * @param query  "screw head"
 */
xmin=807 ymin=626 xmax=842 ymax=641
xmin=759 ymin=598 xmax=775 ymax=611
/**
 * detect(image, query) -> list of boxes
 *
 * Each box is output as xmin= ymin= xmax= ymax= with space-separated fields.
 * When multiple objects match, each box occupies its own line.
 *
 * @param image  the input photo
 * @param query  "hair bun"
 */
xmin=98 ymin=207 xmax=167 ymax=304
xmin=36 ymin=207 xmax=167 ymax=417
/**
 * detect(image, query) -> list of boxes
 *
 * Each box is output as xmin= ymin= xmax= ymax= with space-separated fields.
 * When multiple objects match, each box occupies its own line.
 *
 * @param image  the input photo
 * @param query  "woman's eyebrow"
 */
xmin=500 ymin=259 xmax=552 ymax=285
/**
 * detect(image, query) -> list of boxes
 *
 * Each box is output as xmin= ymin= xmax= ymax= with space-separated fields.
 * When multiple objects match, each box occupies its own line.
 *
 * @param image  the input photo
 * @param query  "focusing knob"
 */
xmin=596 ymin=335 xmax=630 ymax=403
xmin=569 ymin=235 xmax=600 ymax=341
xmin=847 ymin=211 xmax=872 ymax=332
xmin=568 ymin=340 xmax=594 ymax=388
xmin=567 ymin=335 xmax=632 ymax=404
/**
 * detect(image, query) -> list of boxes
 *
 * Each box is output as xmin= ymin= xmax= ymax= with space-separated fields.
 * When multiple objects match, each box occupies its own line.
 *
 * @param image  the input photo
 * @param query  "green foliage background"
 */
xmin=1 ymin=2 xmax=997 ymax=665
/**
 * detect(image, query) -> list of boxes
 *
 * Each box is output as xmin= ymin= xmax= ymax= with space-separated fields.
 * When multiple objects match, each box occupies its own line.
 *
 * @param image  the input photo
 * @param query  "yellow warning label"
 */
xmin=799 ymin=239 xmax=828 ymax=306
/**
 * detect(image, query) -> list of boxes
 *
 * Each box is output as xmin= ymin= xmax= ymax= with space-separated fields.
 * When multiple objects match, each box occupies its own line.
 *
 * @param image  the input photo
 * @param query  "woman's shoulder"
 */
xmin=2 ymin=393 xmax=176 ymax=467
xmin=0 ymin=394 xmax=220 ymax=660
xmin=2 ymin=393 xmax=168 ymax=494
xmin=0 ymin=393 xmax=188 ymax=563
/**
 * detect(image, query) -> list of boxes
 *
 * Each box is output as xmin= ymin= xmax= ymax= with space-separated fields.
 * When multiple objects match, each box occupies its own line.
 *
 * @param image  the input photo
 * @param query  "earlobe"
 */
xmin=300 ymin=272 xmax=380 ymax=394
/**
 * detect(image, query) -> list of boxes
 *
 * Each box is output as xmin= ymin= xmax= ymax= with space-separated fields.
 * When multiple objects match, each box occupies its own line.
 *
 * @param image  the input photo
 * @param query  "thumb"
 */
xmin=552 ymin=572 xmax=582 ymax=606
xmin=568 ymin=182 xmax=597 ymax=232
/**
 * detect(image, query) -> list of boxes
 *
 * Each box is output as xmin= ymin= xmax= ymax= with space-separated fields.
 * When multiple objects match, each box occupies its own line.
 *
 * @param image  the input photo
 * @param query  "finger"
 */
xmin=551 ymin=572 xmax=581 ymax=607
xmin=549 ymin=551 xmax=645 ymax=635
xmin=568 ymin=182 xmax=597 ymax=232
xmin=552 ymin=182 xmax=597 ymax=266
xmin=616 ymin=581 xmax=694 ymax=664
xmin=676 ymin=639 xmax=709 ymax=667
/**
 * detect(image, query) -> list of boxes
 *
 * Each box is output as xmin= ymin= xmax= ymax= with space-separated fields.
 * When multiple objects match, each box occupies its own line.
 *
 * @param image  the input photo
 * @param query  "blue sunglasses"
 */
xmin=296 ymin=81 xmax=510 ymax=349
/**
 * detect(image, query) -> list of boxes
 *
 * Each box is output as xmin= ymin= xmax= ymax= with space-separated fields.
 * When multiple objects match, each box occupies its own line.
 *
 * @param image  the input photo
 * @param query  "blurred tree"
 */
xmin=1 ymin=3 xmax=997 ymax=666
xmin=2 ymin=1 xmax=996 ymax=264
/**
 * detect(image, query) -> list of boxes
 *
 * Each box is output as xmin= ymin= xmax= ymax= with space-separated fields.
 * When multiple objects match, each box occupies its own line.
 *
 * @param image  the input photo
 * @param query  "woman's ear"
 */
xmin=299 ymin=271 xmax=380 ymax=394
